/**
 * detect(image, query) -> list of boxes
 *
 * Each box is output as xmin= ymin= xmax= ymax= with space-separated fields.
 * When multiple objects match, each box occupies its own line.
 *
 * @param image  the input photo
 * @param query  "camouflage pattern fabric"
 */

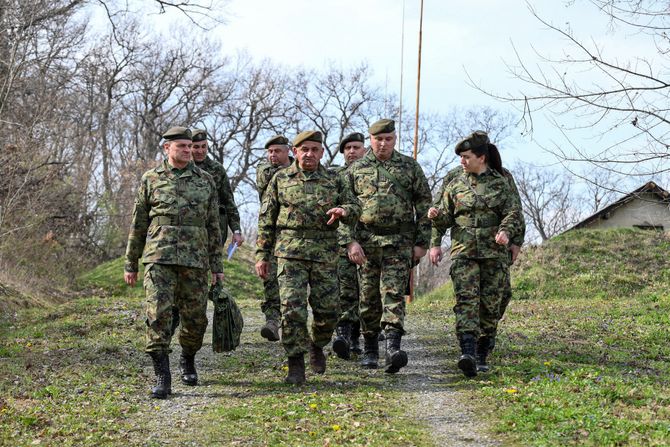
xmin=255 ymin=161 xmax=361 ymax=356
xmin=196 ymin=157 xmax=241 ymax=243
xmin=430 ymin=168 xmax=523 ymax=262
xmin=450 ymin=258 xmax=505 ymax=337
xmin=277 ymin=258 xmax=340 ymax=357
xmin=124 ymin=160 xmax=223 ymax=273
xmin=337 ymin=255 xmax=359 ymax=324
xmin=143 ymin=263 xmax=209 ymax=354
xmin=357 ymin=246 xmax=411 ymax=336
xmin=255 ymin=158 xmax=293 ymax=322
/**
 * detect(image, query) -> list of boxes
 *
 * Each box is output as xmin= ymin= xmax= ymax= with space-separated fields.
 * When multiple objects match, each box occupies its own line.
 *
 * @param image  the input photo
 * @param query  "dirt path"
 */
xmin=137 ymin=305 xmax=500 ymax=446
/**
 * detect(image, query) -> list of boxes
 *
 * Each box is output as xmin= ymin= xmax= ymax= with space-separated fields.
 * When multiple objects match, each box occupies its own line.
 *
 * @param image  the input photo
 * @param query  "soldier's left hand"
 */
xmin=211 ymin=272 xmax=225 ymax=285
xmin=232 ymin=232 xmax=245 ymax=246
xmin=326 ymin=207 xmax=347 ymax=225
xmin=495 ymin=231 xmax=510 ymax=246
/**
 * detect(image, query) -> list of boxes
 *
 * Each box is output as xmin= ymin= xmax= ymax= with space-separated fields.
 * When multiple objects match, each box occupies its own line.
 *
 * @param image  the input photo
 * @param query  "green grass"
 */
xmin=412 ymin=228 xmax=670 ymax=446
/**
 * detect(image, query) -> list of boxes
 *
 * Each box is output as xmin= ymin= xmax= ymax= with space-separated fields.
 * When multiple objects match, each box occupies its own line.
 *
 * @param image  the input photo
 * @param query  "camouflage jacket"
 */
xmin=431 ymin=166 xmax=526 ymax=247
xmin=347 ymin=149 xmax=432 ymax=249
xmin=195 ymin=157 xmax=241 ymax=241
xmin=430 ymin=168 xmax=523 ymax=261
xmin=124 ymin=160 xmax=223 ymax=273
xmin=256 ymin=161 xmax=361 ymax=263
xmin=256 ymin=157 xmax=294 ymax=201
xmin=330 ymin=164 xmax=356 ymax=257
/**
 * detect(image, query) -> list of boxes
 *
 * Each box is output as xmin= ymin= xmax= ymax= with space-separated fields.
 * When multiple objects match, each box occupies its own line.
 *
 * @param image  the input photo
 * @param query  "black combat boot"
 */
xmin=350 ymin=322 xmax=362 ymax=355
xmin=149 ymin=351 xmax=171 ymax=399
xmin=260 ymin=319 xmax=280 ymax=341
xmin=476 ymin=336 xmax=496 ymax=373
xmin=457 ymin=333 xmax=478 ymax=378
xmin=309 ymin=342 xmax=327 ymax=374
xmin=384 ymin=329 xmax=408 ymax=374
xmin=360 ymin=335 xmax=379 ymax=369
xmin=179 ymin=353 xmax=198 ymax=386
xmin=332 ymin=323 xmax=352 ymax=360
xmin=285 ymin=354 xmax=306 ymax=385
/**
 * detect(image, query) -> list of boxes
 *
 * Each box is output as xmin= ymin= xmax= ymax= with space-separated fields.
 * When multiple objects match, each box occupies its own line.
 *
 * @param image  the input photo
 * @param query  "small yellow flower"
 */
xmin=332 ymin=424 xmax=341 ymax=431
xmin=26 ymin=342 xmax=32 ymax=348
xmin=505 ymin=388 xmax=518 ymax=394
xmin=154 ymin=405 xmax=161 ymax=410
xmin=544 ymin=361 xmax=552 ymax=367
xmin=309 ymin=403 xmax=318 ymax=409
xmin=282 ymin=366 xmax=288 ymax=371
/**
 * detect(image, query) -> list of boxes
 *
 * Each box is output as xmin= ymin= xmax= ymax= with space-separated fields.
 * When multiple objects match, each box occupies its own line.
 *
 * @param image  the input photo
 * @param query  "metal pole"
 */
xmin=399 ymin=0 xmax=406 ymax=150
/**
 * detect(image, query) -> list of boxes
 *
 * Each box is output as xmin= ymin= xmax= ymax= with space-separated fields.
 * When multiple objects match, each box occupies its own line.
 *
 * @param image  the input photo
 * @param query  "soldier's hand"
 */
xmin=255 ymin=260 xmax=269 ymax=279
xmin=211 ymin=272 xmax=225 ymax=285
xmin=232 ymin=232 xmax=245 ymax=246
xmin=429 ymin=247 xmax=442 ymax=266
xmin=509 ymin=244 xmax=521 ymax=264
xmin=326 ymin=207 xmax=347 ymax=225
xmin=347 ymin=241 xmax=367 ymax=265
xmin=124 ymin=272 xmax=138 ymax=287
xmin=413 ymin=246 xmax=427 ymax=261
xmin=495 ymin=230 xmax=510 ymax=246
xmin=427 ymin=207 xmax=440 ymax=219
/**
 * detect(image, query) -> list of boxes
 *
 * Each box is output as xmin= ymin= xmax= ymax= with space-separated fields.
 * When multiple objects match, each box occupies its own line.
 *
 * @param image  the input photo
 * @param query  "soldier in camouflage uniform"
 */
xmin=255 ymin=135 xmax=294 ymax=342
xmin=330 ymin=132 xmax=367 ymax=359
xmin=346 ymin=119 xmax=432 ymax=373
xmin=124 ymin=126 xmax=224 ymax=399
xmin=169 ymin=129 xmax=244 ymax=336
xmin=428 ymin=131 xmax=523 ymax=377
xmin=255 ymin=130 xmax=360 ymax=384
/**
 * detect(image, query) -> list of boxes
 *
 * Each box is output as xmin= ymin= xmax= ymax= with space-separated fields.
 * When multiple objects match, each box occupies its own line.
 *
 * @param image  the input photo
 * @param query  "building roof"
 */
xmin=569 ymin=181 xmax=670 ymax=231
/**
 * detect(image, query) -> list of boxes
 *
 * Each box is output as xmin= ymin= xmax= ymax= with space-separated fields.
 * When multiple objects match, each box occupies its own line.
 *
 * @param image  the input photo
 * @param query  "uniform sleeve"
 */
xmin=498 ymin=183 xmax=523 ymax=243
xmin=430 ymin=180 xmax=456 ymax=247
xmin=255 ymin=175 xmax=280 ymax=263
xmin=219 ymin=168 xmax=241 ymax=232
xmin=336 ymin=172 xmax=360 ymax=245
xmin=124 ymin=179 xmax=150 ymax=272
xmin=207 ymin=183 xmax=224 ymax=273
xmin=505 ymin=172 xmax=526 ymax=246
xmin=412 ymin=161 xmax=433 ymax=248
xmin=256 ymin=165 xmax=271 ymax=202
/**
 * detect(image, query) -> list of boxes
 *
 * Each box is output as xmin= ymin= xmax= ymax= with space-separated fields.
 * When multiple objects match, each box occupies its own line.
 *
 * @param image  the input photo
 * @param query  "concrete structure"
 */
xmin=569 ymin=182 xmax=670 ymax=231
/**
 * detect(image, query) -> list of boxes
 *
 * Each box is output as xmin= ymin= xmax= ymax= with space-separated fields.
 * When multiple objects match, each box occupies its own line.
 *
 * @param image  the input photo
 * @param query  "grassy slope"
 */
xmin=0 ymin=245 xmax=431 ymax=447
xmin=413 ymin=228 xmax=670 ymax=446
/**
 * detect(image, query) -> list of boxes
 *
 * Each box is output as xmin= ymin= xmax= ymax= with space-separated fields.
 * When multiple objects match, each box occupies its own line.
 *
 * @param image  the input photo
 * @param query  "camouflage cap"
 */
xmin=455 ymin=130 xmax=490 ymax=154
xmin=191 ymin=128 xmax=208 ymax=142
xmin=368 ymin=119 xmax=395 ymax=135
xmin=338 ymin=132 xmax=365 ymax=153
xmin=293 ymin=130 xmax=323 ymax=147
xmin=162 ymin=126 xmax=192 ymax=141
xmin=264 ymin=134 xmax=290 ymax=149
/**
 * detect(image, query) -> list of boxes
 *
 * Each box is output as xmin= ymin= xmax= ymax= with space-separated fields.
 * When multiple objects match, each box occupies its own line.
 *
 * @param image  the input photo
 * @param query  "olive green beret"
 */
xmin=338 ymin=132 xmax=365 ymax=153
xmin=191 ymin=129 xmax=208 ymax=142
xmin=264 ymin=135 xmax=290 ymax=149
xmin=454 ymin=130 xmax=490 ymax=154
xmin=368 ymin=119 xmax=395 ymax=135
xmin=162 ymin=126 xmax=192 ymax=141
xmin=293 ymin=130 xmax=323 ymax=147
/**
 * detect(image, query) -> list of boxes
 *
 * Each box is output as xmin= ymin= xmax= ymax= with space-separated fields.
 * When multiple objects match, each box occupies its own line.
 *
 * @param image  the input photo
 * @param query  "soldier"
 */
xmin=428 ymin=131 xmax=523 ymax=377
xmin=255 ymin=130 xmax=360 ymax=384
xmin=346 ymin=119 xmax=432 ymax=373
xmin=331 ymin=132 xmax=367 ymax=359
xmin=255 ymin=135 xmax=294 ymax=341
xmin=168 ymin=129 xmax=244 ymax=336
xmin=124 ymin=126 xmax=224 ymax=399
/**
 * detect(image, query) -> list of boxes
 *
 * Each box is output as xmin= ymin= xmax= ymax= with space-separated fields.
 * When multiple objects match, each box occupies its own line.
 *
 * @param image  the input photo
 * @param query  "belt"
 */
xmin=280 ymin=228 xmax=337 ymax=239
xmin=358 ymin=222 xmax=415 ymax=236
xmin=151 ymin=215 xmax=205 ymax=227
xmin=455 ymin=215 xmax=500 ymax=228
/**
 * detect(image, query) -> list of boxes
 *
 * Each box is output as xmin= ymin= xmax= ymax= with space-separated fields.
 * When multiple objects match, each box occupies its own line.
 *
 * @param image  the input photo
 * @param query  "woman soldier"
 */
xmin=427 ymin=131 xmax=523 ymax=377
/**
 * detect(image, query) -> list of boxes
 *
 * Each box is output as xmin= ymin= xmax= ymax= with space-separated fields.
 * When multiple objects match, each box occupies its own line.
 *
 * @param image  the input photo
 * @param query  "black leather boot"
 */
xmin=350 ymin=322 xmax=362 ymax=355
xmin=285 ymin=354 xmax=306 ymax=385
xmin=384 ymin=329 xmax=408 ymax=374
xmin=360 ymin=335 xmax=379 ymax=369
xmin=457 ymin=333 xmax=478 ymax=378
xmin=309 ymin=342 xmax=327 ymax=374
xmin=260 ymin=319 xmax=280 ymax=341
xmin=149 ymin=351 xmax=171 ymax=399
xmin=332 ymin=323 xmax=352 ymax=360
xmin=179 ymin=353 xmax=198 ymax=386
xmin=476 ymin=336 xmax=496 ymax=373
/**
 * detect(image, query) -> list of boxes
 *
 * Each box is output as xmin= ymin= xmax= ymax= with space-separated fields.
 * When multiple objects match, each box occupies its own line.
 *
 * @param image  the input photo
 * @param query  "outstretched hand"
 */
xmin=326 ymin=207 xmax=347 ymax=225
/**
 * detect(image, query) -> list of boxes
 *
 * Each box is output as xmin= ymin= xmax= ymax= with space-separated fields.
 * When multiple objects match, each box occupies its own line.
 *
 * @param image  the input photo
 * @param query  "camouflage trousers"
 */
xmin=277 ymin=257 xmax=339 ymax=358
xmin=358 ymin=245 xmax=411 ymax=337
xmin=337 ymin=255 xmax=359 ymax=324
xmin=450 ymin=258 xmax=505 ymax=338
xmin=260 ymin=255 xmax=281 ymax=322
xmin=143 ymin=263 xmax=209 ymax=355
